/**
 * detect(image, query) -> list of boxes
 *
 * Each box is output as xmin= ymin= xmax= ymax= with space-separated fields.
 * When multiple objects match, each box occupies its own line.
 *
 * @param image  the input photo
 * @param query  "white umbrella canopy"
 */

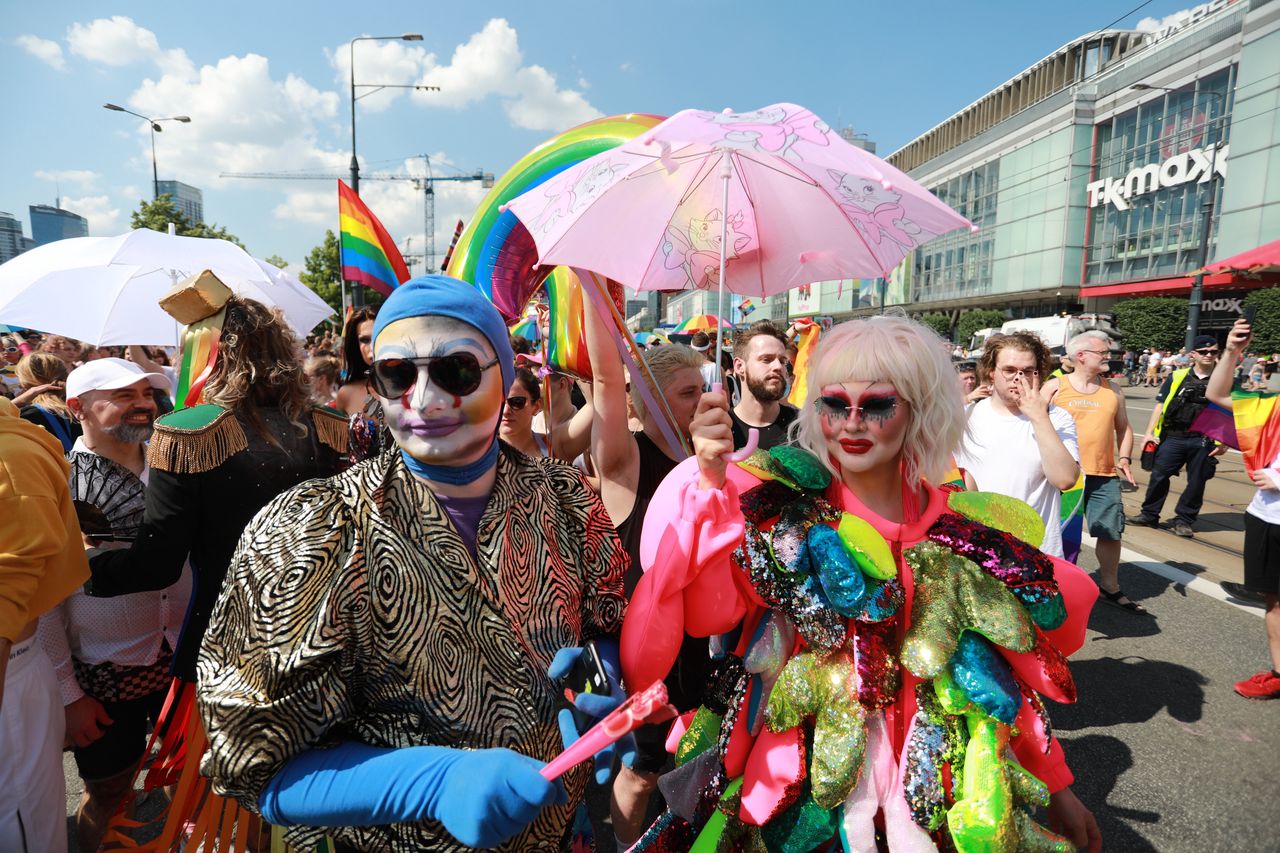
xmin=0 ymin=229 xmax=333 ymax=346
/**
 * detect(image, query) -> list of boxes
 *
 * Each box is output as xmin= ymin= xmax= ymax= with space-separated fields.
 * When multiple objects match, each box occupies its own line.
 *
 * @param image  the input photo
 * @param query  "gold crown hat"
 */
xmin=159 ymin=269 xmax=232 ymax=410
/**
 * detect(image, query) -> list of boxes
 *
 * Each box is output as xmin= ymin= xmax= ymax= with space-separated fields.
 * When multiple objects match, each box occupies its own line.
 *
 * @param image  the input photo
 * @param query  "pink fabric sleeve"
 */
xmin=1010 ymin=698 xmax=1075 ymax=794
xmin=621 ymin=462 xmax=747 ymax=692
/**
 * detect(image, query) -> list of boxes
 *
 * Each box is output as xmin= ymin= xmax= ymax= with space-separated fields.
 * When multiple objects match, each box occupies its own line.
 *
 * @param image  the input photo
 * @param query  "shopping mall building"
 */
xmin=781 ymin=0 xmax=1280 ymax=334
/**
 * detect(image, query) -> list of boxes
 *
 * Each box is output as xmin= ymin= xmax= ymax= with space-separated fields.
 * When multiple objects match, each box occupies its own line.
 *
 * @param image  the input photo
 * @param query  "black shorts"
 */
xmin=631 ymin=634 xmax=712 ymax=774
xmin=1243 ymin=512 xmax=1280 ymax=595
xmin=72 ymin=689 xmax=166 ymax=782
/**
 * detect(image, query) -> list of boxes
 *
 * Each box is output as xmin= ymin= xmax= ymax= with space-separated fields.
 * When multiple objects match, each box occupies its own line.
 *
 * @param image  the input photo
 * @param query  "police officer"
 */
xmin=1128 ymin=334 xmax=1225 ymax=537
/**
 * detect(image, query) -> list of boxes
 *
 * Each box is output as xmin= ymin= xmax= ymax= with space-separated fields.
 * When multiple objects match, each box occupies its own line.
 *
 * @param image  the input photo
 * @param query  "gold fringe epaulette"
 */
xmin=146 ymin=404 xmax=248 ymax=474
xmin=312 ymin=405 xmax=350 ymax=454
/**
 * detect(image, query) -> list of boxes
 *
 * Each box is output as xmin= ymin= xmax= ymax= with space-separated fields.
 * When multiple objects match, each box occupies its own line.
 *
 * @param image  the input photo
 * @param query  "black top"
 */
xmin=729 ymin=403 xmax=798 ymax=451
xmin=20 ymin=404 xmax=81 ymax=452
xmin=1157 ymin=369 xmax=1211 ymax=437
xmin=615 ymin=430 xmax=678 ymax=597
xmin=86 ymin=406 xmax=344 ymax=679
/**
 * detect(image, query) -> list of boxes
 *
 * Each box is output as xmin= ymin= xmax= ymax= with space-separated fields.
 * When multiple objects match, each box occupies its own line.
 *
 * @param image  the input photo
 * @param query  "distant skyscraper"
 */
xmin=0 ymin=212 xmax=34 ymax=263
xmin=156 ymin=180 xmax=204 ymax=225
xmin=29 ymin=204 xmax=89 ymax=246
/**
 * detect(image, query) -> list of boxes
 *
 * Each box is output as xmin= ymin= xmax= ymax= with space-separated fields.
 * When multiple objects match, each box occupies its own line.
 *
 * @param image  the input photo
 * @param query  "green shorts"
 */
xmin=1083 ymin=475 xmax=1125 ymax=540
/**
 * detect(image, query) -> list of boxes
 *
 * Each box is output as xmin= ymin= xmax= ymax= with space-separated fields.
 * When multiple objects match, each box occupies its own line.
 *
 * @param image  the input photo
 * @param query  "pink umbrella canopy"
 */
xmin=504 ymin=102 xmax=974 ymax=297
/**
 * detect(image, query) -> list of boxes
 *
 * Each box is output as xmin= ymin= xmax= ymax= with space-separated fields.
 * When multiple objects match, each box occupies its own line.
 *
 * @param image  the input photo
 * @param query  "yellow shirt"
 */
xmin=1054 ymin=376 xmax=1120 ymax=477
xmin=0 ymin=397 xmax=90 ymax=641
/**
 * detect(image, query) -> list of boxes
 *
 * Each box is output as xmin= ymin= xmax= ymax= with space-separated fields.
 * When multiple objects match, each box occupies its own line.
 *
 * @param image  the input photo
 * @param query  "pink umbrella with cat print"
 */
xmin=504 ymin=102 xmax=973 ymax=390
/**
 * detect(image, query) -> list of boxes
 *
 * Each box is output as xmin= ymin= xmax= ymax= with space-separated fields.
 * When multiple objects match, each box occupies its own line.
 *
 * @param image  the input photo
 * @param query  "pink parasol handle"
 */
xmin=540 ymin=681 xmax=675 ymax=781
xmin=710 ymin=383 xmax=759 ymax=462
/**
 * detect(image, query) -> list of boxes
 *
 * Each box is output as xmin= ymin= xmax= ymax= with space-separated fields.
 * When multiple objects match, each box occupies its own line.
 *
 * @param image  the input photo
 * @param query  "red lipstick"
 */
xmin=840 ymin=438 xmax=872 ymax=454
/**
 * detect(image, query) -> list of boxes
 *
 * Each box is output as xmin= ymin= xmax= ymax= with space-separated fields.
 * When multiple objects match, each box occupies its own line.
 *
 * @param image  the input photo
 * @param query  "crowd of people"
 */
xmin=3 ymin=283 xmax=1277 ymax=853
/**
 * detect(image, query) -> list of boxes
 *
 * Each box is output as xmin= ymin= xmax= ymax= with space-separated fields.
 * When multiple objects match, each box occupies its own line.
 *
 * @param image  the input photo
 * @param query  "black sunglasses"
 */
xmin=506 ymin=395 xmax=530 ymax=411
xmin=371 ymin=353 xmax=499 ymax=399
xmin=1194 ymin=347 xmax=1219 ymax=355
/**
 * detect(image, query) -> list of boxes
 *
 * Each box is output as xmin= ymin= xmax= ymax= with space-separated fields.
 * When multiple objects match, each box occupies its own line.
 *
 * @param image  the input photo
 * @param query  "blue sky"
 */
xmin=3 ymin=0 xmax=1204 ymax=273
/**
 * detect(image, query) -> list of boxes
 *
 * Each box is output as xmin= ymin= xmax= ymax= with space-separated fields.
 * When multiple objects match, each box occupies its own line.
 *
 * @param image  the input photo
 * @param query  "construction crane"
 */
xmin=221 ymin=156 xmax=494 ymax=273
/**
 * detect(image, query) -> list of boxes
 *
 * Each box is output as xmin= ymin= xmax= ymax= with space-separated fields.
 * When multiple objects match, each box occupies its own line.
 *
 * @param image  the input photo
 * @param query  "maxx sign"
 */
xmin=1087 ymin=144 xmax=1228 ymax=211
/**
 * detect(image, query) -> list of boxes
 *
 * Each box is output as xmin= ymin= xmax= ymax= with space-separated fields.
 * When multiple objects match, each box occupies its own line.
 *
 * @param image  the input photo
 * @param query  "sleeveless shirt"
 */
xmin=1054 ymin=376 xmax=1119 ymax=476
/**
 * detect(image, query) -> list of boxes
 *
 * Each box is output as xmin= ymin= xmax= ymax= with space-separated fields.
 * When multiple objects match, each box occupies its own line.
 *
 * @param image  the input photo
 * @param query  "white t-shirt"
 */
xmin=1246 ymin=447 xmax=1280 ymax=525
xmin=955 ymin=399 xmax=1080 ymax=558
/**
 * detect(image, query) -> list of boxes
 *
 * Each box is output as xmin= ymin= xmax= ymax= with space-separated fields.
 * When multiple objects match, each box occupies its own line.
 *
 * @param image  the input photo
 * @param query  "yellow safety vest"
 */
xmin=1153 ymin=368 xmax=1195 ymax=439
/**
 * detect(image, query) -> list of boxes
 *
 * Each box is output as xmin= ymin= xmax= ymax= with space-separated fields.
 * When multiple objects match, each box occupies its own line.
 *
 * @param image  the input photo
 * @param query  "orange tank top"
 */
xmin=1054 ymin=376 xmax=1119 ymax=476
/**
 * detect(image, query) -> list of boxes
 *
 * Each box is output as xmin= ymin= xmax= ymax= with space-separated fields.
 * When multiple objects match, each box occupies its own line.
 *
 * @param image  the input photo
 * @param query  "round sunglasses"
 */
xmin=371 ymin=353 xmax=499 ymax=399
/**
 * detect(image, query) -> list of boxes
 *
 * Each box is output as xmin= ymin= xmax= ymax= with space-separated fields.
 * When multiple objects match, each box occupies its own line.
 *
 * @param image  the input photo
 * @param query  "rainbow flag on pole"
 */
xmin=338 ymin=180 xmax=410 ymax=296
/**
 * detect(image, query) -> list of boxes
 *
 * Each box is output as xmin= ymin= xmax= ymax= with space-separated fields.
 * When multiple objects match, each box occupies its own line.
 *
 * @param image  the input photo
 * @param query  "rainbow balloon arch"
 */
xmin=446 ymin=112 xmax=691 ymax=455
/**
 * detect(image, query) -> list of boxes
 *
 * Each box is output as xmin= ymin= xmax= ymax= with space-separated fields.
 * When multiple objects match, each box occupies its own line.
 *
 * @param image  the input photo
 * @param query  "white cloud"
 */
xmin=331 ymin=39 xmax=436 ymax=113
xmin=332 ymin=19 xmax=602 ymax=131
xmin=16 ymin=35 xmax=65 ymax=70
xmin=127 ymin=53 xmax=344 ymax=186
xmin=1136 ymin=8 xmax=1197 ymax=32
xmin=619 ymin=61 xmax=635 ymax=73
xmin=34 ymin=169 xmax=99 ymax=190
xmin=60 ymin=195 xmax=123 ymax=235
xmin=67 ymin=16 xmax=194 ymax=78
xmin=271 ymin=156 xmax=489 ymax=272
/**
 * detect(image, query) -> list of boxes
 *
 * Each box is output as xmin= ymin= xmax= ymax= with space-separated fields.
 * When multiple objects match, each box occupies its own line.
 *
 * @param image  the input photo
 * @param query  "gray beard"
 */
xmin=746 ymin=374 xmax=787 ymax=404
xmin=104 ymin=421 xmax=154 ymax=444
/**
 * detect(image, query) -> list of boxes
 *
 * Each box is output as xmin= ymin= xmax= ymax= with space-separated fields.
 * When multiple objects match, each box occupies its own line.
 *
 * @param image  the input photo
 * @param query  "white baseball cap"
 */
xmin=66 ymin=357 xmax=169 ymax=402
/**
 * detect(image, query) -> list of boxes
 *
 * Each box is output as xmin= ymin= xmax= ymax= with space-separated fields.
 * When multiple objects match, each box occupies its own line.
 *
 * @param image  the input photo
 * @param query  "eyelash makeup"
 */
xmin=815 ymin=394 xmax=900 ymax=425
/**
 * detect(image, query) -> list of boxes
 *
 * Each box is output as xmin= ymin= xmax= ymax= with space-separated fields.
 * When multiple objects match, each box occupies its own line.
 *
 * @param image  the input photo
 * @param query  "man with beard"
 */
xmin=37 ymin=358 xmax=192 ymax=852
xmin=729 ymin=321 xmax=797 ymax=450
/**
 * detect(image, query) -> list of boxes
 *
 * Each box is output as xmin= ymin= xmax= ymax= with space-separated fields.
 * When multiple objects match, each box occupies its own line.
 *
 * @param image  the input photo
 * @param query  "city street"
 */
xmin=59 ymin=379 xmax=1277 ymax=852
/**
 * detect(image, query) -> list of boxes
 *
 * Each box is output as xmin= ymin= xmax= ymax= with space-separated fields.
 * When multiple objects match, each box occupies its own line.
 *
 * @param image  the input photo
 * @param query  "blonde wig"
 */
xmin=792 ymin=314 xmax=965 ymax=487
xmin=15 ymin=352 xmax=72 ymax=418
xmin=630 ymin=343 xmax=705 ymax=422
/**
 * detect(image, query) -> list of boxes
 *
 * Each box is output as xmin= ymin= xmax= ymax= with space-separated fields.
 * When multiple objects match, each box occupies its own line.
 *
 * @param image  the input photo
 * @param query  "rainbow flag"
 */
xmin=338 ymin=180 xmax=410 ymax=296
xmin=786 ymin=322 xmax=821 ymax=408
xmin=739 ymin=298 xmax=756 ymax=316
xmin=1229 ymin=385 xmax=1280 ymax=474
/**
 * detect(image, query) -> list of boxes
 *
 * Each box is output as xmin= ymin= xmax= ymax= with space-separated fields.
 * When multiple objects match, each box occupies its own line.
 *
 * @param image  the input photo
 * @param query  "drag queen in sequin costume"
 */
xmin=620 ymin=314 xmax=1102 ymax=852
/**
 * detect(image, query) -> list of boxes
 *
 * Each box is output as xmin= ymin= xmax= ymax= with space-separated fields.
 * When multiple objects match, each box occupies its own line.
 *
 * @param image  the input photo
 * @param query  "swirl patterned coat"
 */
xmin=196 ymin=445 xmax=628 ymax=852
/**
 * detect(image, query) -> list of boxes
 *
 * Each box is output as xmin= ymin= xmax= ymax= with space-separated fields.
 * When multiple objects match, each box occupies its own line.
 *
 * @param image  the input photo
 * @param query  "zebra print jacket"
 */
xmin=197 ymin=443 xmax=628 ymax=852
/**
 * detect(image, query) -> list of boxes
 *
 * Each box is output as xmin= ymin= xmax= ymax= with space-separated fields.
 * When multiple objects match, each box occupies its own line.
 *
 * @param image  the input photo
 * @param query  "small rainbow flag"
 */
xmin=338 ymin=180 xmax=410 ymax=296
xmin=1229 ymin=385 xmax=1280 ymax=474
xmin=739 ymin=298 xmax=756 ymax=316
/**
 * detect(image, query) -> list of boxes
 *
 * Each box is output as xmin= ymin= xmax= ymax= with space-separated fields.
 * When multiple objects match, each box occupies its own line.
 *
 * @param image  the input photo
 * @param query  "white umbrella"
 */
xmin=0 ymin=229 xmax=333 ymax=346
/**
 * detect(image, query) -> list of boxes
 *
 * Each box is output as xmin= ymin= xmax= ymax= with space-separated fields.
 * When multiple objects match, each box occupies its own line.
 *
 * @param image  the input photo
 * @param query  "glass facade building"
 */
xmin=878 ymin=0 xmax=1280 ymax=325
xmin=156 ymin=180 xmax=204 ymax=225
xmin=0 ymin=212 xmax=33 ymax=264
xmin=29 ymin=204 xmax=89 ymax=246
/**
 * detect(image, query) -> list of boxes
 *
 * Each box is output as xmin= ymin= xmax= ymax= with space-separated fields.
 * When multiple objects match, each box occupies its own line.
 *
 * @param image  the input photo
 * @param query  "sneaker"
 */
xmin=1170 ymin=520 xmax=1195 ymax=538
xmin=1126 ymin=514 xmax=1159 ymax=527
xmin=1234 ymin=670 xmax=1280 ymax=700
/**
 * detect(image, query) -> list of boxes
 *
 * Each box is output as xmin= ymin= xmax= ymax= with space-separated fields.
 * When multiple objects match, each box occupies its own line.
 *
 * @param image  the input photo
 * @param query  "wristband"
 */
xmin=1118 ymin=456 xmax=1131 ymax=462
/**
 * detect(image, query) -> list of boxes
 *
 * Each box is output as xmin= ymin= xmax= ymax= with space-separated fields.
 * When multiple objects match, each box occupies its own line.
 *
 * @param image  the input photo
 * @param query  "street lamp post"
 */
xmin=103 ymin=104 xmax=191 ymax=200
xmin=347 ymin=33 xmax=423 ymax=307
xmin=348 ymin=33 xmax=423 ymax=196
xmin=1130 ymin=83 xmax=1227 ymax=347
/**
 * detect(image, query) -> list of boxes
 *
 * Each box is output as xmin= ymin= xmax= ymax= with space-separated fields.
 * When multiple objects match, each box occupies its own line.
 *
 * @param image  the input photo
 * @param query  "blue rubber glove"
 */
xmin=547 ymin=639 xmax=636 ymax=784
xmin=259 ymin=741 xmax=567 ymax=849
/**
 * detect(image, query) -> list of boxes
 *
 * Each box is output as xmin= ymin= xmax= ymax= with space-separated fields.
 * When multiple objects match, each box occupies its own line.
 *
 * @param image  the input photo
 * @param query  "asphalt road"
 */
xmin=62 ymin=381 xmax=1276 ymax=851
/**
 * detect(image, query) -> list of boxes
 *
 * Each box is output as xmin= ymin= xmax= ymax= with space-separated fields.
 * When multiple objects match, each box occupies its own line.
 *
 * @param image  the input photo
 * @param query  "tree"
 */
xmin=298 ymin=230 xmax=385 ymax=317
xmin=918 ymin=312 xmax=953 ymax=341
xmin=263 ymin=254 xmax=289 ymax=270
xmin=1111 ymin=298 xmax=1186 ymax=351
xmin=956 ymin=309 xmax=1008 ymax=346
xmin=1244 ymin=288 xmax=1280 ymax=354
xmin=299 ymin=230 xmax=343 ymax=315
xmin=130 ymin=194 xmax=245 ymax=249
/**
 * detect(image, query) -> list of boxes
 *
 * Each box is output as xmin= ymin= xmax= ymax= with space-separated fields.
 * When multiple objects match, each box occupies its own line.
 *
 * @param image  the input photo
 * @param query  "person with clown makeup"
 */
xmin=196 ymin=276 xmax=629 ymax=852
xmin=620 ymin=314 xmax=1102 ymax=852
